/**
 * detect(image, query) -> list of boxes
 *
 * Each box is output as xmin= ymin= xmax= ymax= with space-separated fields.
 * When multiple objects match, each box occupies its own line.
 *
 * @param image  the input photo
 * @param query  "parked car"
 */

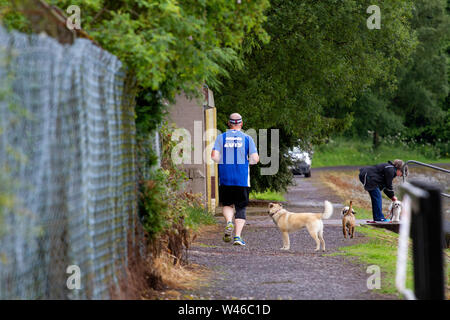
xmin=288 ymin=147 xmax=312 ymax=177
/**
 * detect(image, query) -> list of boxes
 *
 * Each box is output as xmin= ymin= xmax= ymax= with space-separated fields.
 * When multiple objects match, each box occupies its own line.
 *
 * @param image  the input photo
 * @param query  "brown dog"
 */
xmin=342 ymin=201 xmax=356 ymax=239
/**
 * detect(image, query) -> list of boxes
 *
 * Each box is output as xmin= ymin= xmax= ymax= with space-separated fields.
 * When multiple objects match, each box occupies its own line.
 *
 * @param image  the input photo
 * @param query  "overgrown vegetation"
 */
xmin=2 ymin=0 xmax=269 ymax=95
xmin=138 ymin=123 xmax=216 ymax=262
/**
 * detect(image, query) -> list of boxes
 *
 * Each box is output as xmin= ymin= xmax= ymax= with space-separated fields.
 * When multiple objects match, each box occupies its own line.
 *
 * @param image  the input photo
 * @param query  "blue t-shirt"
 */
xmin=212 ymin=130 xmax=258 ymax=187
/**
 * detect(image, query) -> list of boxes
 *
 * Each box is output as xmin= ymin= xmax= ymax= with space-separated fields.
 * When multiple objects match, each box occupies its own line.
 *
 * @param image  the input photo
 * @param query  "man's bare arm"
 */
xmin=249 ymin=153 xmax=259 ymax=165
xmin=211 ymin=150 xmax=221 ymax=163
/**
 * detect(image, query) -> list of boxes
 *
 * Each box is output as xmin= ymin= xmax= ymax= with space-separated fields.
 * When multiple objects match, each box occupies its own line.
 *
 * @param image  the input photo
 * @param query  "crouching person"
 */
xmin=358 ymin=159 xmax=407 ymax=222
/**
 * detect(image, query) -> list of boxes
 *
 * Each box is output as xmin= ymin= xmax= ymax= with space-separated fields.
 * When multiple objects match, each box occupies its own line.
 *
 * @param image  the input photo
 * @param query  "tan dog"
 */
xmin=268 ymin=201 xmax=333 ymax=251
xmin=342 ymin=201 xmax=356 ymax=239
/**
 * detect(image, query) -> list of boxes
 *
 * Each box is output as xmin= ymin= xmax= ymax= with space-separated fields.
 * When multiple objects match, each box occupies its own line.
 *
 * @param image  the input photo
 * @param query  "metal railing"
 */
xmin=402 ymin=160 xmax=450 ymax=198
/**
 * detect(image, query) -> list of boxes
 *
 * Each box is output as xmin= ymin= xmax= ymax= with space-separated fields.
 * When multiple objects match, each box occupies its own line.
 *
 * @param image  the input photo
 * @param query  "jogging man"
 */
xmin=211 ymin=113 xmax=259 ymax=246
xmin=358 ymin=159 xmax=408 ymax=222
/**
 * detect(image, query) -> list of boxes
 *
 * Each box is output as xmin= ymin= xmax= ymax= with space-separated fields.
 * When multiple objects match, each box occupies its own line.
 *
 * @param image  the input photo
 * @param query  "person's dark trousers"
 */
xmin=368 ymin=188 xmax=385 ymax=221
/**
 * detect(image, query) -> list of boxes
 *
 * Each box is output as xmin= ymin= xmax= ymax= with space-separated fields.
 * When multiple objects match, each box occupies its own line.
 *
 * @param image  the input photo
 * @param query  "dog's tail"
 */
xmin=321 ymin=200 xmax=333 ymax=220
xmin=344 ymin=201 xmax=353 ymax=216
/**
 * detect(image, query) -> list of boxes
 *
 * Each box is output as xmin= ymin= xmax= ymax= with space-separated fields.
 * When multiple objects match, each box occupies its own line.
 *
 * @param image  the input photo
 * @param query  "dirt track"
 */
xmin=184 ymin=170 xmax=398 ymax=300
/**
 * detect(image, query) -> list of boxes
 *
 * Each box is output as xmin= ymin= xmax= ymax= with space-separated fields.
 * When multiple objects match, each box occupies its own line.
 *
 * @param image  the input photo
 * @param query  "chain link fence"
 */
xmin=0 ymin=26 xmax=138 ymax=299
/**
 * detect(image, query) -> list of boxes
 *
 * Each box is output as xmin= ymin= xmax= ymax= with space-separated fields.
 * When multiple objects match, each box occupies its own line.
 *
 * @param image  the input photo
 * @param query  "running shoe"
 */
xmin=223 ymin=221 xmax=234 ymax=242
xmin=233 ymin=236 xmax=246 ymax=246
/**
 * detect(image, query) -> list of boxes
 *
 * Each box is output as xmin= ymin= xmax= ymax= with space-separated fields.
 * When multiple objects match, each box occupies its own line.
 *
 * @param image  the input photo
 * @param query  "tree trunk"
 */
xmin=373 ymin=131 xmax=380 ymax=149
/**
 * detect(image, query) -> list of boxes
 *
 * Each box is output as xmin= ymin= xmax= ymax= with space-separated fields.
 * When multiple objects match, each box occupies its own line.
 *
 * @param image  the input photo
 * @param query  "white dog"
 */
xmin=388 ymin=201 xmax=402 ymax=222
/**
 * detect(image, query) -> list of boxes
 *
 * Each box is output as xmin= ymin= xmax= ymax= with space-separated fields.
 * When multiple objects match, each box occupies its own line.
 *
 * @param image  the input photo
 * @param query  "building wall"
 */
xmin=168 ymin=90 xmax=218 ymax=211
xmin=168 ymin=93 xmax=207 ymax=202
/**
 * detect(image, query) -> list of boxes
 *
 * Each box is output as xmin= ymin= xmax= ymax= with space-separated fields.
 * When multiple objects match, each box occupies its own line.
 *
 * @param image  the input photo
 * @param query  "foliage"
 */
xmin=215 ymin=0 xmax=416 ymax=191
xmin=138 ymin=122 xmax=187 ymax=241
xmin=39 ymin=0 xmax=270 ymax=97
xmin=138 ymin=171 xmax=170 ymax=240
xmin=2 ymin=0 xmax=270 ymax=158
xmin=250 ymin=145 xmax=294 ymax=193
xmin=390 ymin=0 xmax=449 ymax=152
xmin=345 ymin=87 xmax=406 ymax=147
xmin=345 ymin=0 xmax=449 ymax=154
xmin=135 ymin=89 xmax=166 ymax=137
xmin=0 ymin=0 xmax=33 ymax=32
xmin=138 ymin=122 xmax=215 ymax=263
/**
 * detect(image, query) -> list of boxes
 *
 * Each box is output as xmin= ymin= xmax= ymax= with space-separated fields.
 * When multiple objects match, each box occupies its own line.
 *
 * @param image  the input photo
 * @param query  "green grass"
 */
xmin=333 ymin=226 xmax=450 ymax=298
xmin=313 ymin=137 xmax=450 ymax=168
xmin=327 ymin=225 xmax=414 ymax=297
xmin=250 ymin=190 xmax=286 ymax=202
xmin=184 ymin=206 xmax=217 ymax=231
xmin=352 ymin=205 xmax=373 ymax=220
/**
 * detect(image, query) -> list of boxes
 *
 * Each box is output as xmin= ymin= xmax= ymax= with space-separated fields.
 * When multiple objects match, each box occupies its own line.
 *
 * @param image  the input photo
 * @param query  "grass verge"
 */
xmin=250 ymin=190 xmax=286 ymax=202
xmin=184 ymin=206 xmax=217 ymax=232
xmin=326 ymin=225 xmax=414 ymax=297
xmin=313 ymin=137 xmax=450 ymax=168
xmin=328 ymin=225 xmax=450 ymax=298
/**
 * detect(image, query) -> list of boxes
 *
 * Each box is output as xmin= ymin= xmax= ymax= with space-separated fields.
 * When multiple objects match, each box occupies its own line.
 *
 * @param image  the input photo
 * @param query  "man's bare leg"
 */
xmin=234 ymin=218 xmax=245 ymax=238
xmin=223 ymin=205 xmax=234 ymax=223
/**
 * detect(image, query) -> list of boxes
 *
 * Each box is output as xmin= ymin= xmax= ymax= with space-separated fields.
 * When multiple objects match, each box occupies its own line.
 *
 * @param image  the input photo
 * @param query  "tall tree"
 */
xmin=342 ymin=0 xmax=449 ymax=153
xmin=214 ymin=0 xmax=416 ymax=191
xmin=346 ymin=86 xmax=405 ymax=148
xmin=391 ymin=0 xmax=449 ymax=143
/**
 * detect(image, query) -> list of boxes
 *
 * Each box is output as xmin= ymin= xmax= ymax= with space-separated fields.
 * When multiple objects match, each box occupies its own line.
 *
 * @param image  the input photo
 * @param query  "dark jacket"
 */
xmin=359 ymin=161 xmax=397 ymax=199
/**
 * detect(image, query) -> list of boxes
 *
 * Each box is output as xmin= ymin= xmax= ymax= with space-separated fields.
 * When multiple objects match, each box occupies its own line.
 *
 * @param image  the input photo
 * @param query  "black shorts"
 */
xmin=219 ymin=185 xmax=250 ymax=208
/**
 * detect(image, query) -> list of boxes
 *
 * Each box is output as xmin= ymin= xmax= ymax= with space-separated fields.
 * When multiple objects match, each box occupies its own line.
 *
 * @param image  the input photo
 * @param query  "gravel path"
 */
xmin=184 ymin=172 xmax=398 ymax=300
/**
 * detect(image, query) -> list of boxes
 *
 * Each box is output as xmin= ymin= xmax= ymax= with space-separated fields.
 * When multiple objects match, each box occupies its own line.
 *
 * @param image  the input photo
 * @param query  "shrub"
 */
xmin=137 ymin=122 xmax=215 ymax=265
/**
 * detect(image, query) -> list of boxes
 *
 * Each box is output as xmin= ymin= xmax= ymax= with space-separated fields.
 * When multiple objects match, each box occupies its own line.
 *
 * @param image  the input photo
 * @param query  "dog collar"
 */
xmin=269 ymin=208 xmax=283 ymax=217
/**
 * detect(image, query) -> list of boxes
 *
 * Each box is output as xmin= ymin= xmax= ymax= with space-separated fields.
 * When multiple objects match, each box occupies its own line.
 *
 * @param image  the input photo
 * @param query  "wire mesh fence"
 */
xmin=0 ymin=26 xmax=138 ymax=299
